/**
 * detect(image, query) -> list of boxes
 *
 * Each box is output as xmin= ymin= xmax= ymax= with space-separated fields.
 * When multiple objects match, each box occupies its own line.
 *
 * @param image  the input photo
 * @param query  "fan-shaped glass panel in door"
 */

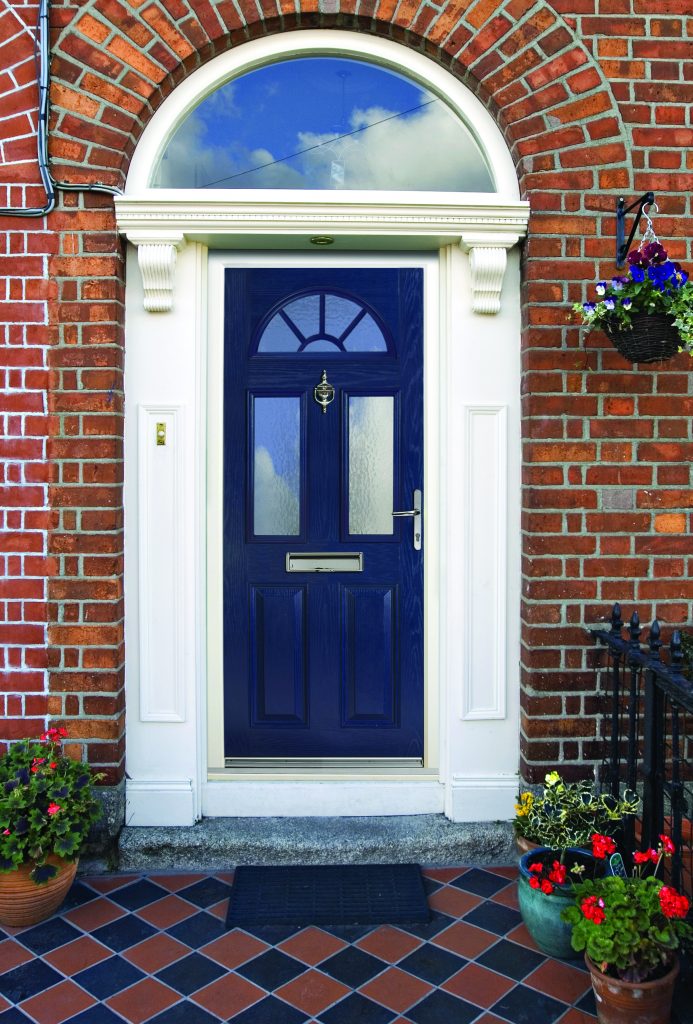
xmin=152 ymin=57 xmax=495 ymax=191
xmin=255 ymin=291 xmax=391 ymax=354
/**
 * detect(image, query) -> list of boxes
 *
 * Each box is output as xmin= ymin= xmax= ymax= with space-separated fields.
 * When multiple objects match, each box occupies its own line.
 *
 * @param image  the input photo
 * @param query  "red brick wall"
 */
xmin=1 ymin=0 xmax=692 ymax=787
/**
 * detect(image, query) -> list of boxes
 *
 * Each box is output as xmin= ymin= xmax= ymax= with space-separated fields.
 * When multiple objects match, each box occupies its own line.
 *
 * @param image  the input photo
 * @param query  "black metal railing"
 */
xmin=593 ymin=602 xmax=693 ymax=900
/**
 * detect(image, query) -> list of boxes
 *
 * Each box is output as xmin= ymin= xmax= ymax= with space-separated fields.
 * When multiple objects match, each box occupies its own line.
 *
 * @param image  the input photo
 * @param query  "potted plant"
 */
xmin=515 ymin=773 xmax=639 ymax=958
xmin=573 ymin=240 xmax=693 ymax=364
xmin=562 ymin=835 xmax=692 ymax=1024
xmin=514 ymin=771 xmax=639 ymax=854
xmin=0 ymin=727 xmax=103 ymax=926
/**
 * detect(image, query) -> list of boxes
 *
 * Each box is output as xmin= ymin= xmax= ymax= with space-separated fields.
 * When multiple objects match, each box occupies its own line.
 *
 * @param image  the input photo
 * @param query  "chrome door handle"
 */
xmin=392 ymin=489 xmax=422 ymax=550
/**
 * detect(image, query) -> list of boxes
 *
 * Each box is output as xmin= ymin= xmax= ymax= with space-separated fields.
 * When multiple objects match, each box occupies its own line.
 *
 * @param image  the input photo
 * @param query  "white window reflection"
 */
xmin=152 ymin=57 xmax=495 ymax=192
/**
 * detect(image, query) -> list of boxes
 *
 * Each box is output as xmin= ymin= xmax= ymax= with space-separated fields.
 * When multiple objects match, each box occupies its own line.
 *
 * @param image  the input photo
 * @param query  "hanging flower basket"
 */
xmin=573 ymin=205 xmax=693 ymax=364
xmin=603 ymin=312 xmax=681 ymax=364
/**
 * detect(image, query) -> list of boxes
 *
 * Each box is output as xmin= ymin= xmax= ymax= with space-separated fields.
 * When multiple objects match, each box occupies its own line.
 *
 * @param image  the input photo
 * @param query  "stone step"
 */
xmin=118 ymin=815 xmax=515 ymax=872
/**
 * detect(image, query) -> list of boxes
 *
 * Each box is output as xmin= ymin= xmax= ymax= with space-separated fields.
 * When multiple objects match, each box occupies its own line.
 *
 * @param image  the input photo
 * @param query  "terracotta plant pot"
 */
xmin=0 ymin=856 xmax=78 ymax=927
xmin=515 ymin=834 xmax=541 ymax=858
xmin=586 ymin=954 xmax=679 ymax=1024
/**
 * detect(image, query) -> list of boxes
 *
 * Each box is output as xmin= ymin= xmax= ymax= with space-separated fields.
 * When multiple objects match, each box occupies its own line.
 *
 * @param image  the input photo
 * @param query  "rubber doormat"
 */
xmin=225 ymin=863 xmax=431 ymax=927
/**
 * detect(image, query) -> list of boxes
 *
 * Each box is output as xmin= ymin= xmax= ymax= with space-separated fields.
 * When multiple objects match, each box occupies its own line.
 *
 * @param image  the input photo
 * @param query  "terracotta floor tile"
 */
xmin=19 ymin=979 xmax=95 ymax=1024
xmin=432 ymin=921 xmax=498 ymax=958
xmin=147 ymin=873 xmax=208 ymax=892
xmin=44 ymin=935 xmax=112 ymax=974
xmin=201 ymin=929 xmax=269 ymax=970
xmin=486 ymin=866 xmax=518 ymax=879
xmin=427 ymin=886 xmax=482 ymax=917
xmin=0 ymin=996 xmax=9 ymax=1012
xmin=422 ymin=868 xmax=468 ymax=882
xmin=64 ymin=896 xmax=125 ymax=931
xmin=0 ymin=938 xmax=33 ymax=972
xmin=558 ymin=1010 xmax=598 ymax=1023
xmin=491 ymin=884 xmax=520 ymax=909
xmin=106 ymin=977 xmax=181 ymax=1023
xmin=276 ymin=968 xmax=351 ymax=1015
xmin=355 ymin=926 xmax=422 ymax=964
xmin=206 ymin=899 xmax=229 ymax=921
xmin=525 ymin=960 xmax=591 ymax=1003
xmin=506 ymin=922 xmax=542 ymax=952
xmin=85 ymin=875 xmax=139 ymax=893
xmin=122 ymin=933 xmax=191 ymax=973
xmin=442 ymin=962 xmax=515 ymax=1007
xmin=215 ymin=871 xmax=235 ymax=884
xmin=191 ymin=971 xmax=265 ymax=1017
xmin=279 ymin=927 xmax=348 ymax=966
xmin=359 ymin=966 xmax=433 ymax=1013
xmin=135 ymin=894 xmax=199 ymax=929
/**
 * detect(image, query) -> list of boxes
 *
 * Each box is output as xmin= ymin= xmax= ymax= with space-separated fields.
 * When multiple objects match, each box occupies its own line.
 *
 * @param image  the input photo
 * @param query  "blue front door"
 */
xmin=223 ymin=267 xmax=423 ymax=759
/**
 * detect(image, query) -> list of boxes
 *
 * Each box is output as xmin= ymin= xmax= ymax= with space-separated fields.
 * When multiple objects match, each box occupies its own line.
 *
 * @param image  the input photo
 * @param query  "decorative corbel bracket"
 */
xmin=460 ymin=233 xmax=520 ymax=315
xmin=127 ymin=233 xmax=186 ymax=313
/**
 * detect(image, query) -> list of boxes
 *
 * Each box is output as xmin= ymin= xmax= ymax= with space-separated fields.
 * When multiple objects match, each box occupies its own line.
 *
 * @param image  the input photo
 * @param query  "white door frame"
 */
xmin=118 ymin=30 xmax=529 ymax=826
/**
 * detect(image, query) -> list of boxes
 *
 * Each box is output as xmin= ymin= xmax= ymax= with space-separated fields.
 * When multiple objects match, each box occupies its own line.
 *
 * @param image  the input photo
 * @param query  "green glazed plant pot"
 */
xmin=517 ymin=847 xmax=591 ymax=959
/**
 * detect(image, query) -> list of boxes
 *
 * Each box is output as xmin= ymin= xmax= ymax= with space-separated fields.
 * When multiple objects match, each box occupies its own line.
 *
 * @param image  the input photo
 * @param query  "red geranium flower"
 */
xmin=47 ymin=803 xmax=61 ymax=816
xmin=659 ymin=886 xmax=690 ymax=920
xmin=591 ymin=834 xmax=616 ymax=860
xmin=528 ymin=862 xmax=543 ymax=874
xmin=659 ymin=835 xmax=675 ymax=856
xmin=581 ymin=895 xmax=605 ymax=925
xmin=548 ymin=861 xmax=567 ymax=886
xmin=633 ymin=849 xmax=659 ymax=865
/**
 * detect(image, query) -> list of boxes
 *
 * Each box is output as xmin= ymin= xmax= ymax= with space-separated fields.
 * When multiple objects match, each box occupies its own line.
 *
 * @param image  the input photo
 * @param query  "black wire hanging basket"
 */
xmin=603 ymin=312 xmax=681 ymax=364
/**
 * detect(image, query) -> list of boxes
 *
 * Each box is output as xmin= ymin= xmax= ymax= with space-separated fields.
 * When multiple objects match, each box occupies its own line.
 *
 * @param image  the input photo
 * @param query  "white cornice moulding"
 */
xmin=460 ymin=232 xmax=520 ymax=314
xmin=118 ymin=197 xmax=529 ymax=314
xmin=128 ymin=232 xmax=185 ymax=313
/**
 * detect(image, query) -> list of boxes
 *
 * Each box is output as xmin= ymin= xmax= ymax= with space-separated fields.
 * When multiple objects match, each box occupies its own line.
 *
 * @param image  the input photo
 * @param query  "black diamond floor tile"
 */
xmin=177 ymin=877 xmax=233 ymax=909
xmin=230 ymin=996 xmax=311 ymax=1024
xmin=0 ymin=960 xmax=63 ymax=1003
xmin=400 ymin=911 xmax=455 ymax=941
xmin=405 ymin=989 xmax=481 ymax=1024
xmin=167 ymin=911 xmax=226 ymax=948
xmin=422 ymin=877 xmax=443 ymax=895
xmin=318 ymin=993 xmax=396 ymax=1024
xmin=107 ymin=879 xmax=169 ymax=911
xmin=241 ymin=924 xmax=302 ymax=944
xmin=68 ymin=1008 xmax=126 ymax=1024
xmin=477 ymin=938 xmax=545 ymax=980
xmin=74 ymin=955 xmax=146 ymax=999
xmin=92 ymin=914 xmax=158 ymax=952
xmin=236 ymin=947 xmax=307 ymax=989
xmin=147 ymin=1002 xmax=220 ymax=1024
xmin=155 ymin=952 xmax=226 ymax=995
xmin=397 ymin=943 xmax=465 ymax=985
xmin=491 ymin=983 xmax=569 ymax=1024
xmin=59 ymin=880 xmax=98 ymax=911
xmin=463 ymin=901 xmax=522 ymax=935
xmin=0 ymin=1009 xmax=33 ymax=1023
xmin=321 ymin=924 xmax=375 ymax=942
xmin=576 ymin=986 xmax=598 ymax=1015
xmin=451 ymin=867 xmax=511 ymax=898
xmin=320 ymin=946 xmax=387 ymax=988
xmin=16 ymin=916 xmax=82 ymax=954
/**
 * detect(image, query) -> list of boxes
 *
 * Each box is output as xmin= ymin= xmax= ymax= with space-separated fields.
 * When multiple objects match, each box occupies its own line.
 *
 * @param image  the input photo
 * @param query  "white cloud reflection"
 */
xmin=154 ymin=96 xmax=494 ymax=192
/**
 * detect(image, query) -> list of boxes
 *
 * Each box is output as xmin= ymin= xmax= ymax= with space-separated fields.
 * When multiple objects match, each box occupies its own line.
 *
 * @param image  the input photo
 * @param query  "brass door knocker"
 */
xmin=313 ymin=370 xmax=335 ymax=414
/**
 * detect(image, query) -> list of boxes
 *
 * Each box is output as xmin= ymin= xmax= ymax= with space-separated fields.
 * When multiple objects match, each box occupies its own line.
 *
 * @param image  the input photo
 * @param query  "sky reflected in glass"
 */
xmin=153 ymin=57 xmax=495 ymax=191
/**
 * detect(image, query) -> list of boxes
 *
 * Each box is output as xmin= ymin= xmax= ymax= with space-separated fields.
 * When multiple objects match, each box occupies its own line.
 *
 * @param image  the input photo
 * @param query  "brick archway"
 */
xmin=41 ymin=2 xmax=660 ymax=794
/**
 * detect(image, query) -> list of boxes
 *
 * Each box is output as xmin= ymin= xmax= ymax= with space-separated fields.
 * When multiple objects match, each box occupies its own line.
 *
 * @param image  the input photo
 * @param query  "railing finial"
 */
xmin=628 ymin=610 xmax=641 ymax=653
xmin=610 ymin=602 xmax=623 ymax=637
xmin=670 ymin=630 xmax=686 ymax=684
xmin=649 ymin=620 xmax=662 ymax=662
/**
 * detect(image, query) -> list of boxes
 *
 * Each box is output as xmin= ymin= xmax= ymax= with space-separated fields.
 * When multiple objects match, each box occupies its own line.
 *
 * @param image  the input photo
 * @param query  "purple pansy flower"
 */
xmin=595 ymin=281 xmax=607 ymax=296
xmin=604 ymin=297 xmax=616 ymax=310
xmin=611 ymin=276 xmax=628 ymax=291
xmin=622 ymin=297 xmax=632 ymax=309
xmin=582 ymin=302 xmax=596 ymax=314
xmin=630 ymin=266 xmax=646 ymax=283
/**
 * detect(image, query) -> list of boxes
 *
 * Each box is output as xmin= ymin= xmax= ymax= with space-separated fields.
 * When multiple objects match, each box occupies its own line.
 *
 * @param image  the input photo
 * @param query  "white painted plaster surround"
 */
xmin=119 ymin=31 xmax=526 ymax=826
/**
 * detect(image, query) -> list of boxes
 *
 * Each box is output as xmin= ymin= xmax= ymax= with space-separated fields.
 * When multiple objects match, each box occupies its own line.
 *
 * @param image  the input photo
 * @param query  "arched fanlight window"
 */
xmin=152 ymin=57 xmax=495 ymax=192
xmin=252 ymin=289 xmax=392 ymax=354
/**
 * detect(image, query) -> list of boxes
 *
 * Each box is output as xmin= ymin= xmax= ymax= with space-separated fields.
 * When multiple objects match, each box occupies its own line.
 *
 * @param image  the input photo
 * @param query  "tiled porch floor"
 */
xmin=0 ymin=866 xmax=598 ymax=1024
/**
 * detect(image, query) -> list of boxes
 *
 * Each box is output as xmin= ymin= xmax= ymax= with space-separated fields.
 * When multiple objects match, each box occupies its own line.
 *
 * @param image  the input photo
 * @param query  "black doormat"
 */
xmin=225 ymin=863 xmax=431 ymax=927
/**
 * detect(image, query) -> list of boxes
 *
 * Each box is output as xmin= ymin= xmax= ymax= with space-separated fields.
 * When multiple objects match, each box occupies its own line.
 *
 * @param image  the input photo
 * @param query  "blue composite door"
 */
xmin=223 ymin=267 xmax=423 ymax=760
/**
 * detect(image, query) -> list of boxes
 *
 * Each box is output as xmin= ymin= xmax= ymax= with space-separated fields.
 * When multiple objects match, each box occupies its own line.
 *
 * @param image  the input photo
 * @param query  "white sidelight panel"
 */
xmin=137 ymin=404 xmax=186 ymax=722
xmin=461 ymin=405 xmax=508 ymax=721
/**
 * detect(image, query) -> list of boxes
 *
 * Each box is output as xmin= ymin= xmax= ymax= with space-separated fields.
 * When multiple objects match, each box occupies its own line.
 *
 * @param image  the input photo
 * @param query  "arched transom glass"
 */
xmin=152 ymin=57 xmax=495 ymax=192
xmin=253 ymin=290 xmax=392 ymax=354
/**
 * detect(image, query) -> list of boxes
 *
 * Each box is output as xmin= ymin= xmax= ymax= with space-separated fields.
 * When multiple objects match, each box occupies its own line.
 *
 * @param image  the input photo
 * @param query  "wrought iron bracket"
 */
xmin=616 ymin=191 xmax=655 ymax=267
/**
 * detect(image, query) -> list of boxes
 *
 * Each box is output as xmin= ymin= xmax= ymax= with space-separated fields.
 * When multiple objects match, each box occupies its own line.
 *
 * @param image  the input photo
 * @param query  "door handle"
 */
xmin=392 ymin=489 xmax=422 ymax=550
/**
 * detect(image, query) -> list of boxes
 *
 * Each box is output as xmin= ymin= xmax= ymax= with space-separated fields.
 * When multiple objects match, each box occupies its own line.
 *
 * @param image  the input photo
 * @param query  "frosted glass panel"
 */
xmin=284 ymin=295 xmax=320 ymax=335
xmin=343 ymin=314 xmax=387 ymax=352
xmin=349 ymin=396 xmax=394 ymax=535
xmin=254 ymin=397 xmax=300 ymax=535
xmin=258 ymin=314 xmax=301 ymax=352
xmin=325 ymin=295 xmax=362 ymax=337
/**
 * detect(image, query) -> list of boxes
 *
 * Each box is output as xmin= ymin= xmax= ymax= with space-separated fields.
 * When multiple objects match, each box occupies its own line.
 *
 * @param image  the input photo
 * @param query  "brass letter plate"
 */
xmin=286 ymin=552 xmax=363 ymax=573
